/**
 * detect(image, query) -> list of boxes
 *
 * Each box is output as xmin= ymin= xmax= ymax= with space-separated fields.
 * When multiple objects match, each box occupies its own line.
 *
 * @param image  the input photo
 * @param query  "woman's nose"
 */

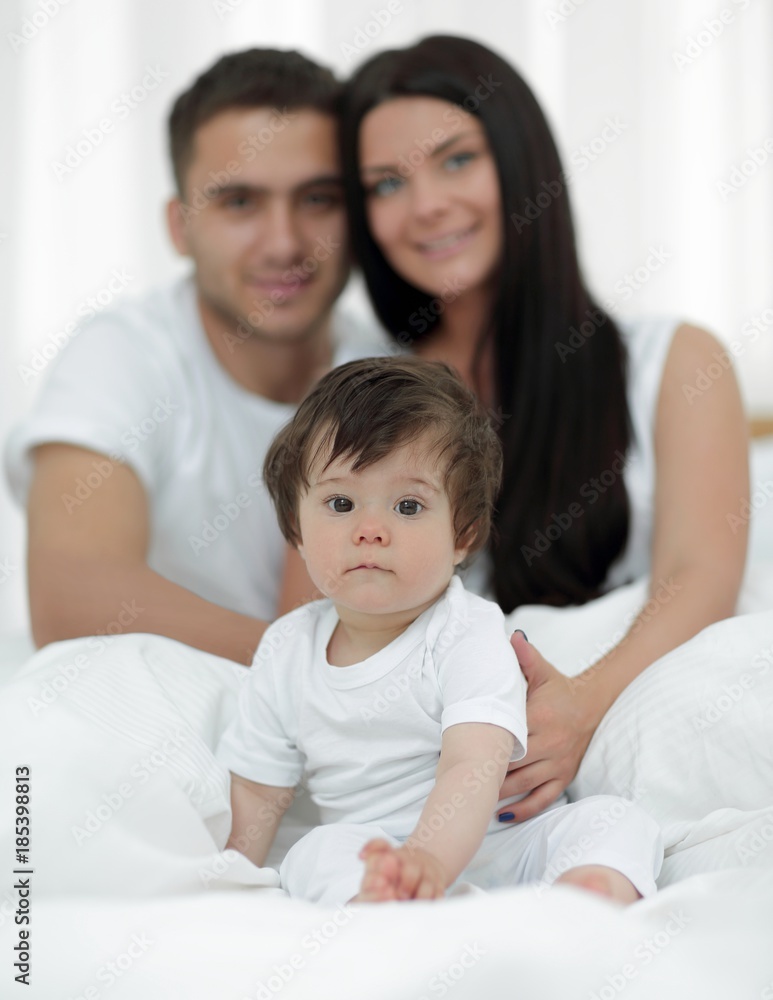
xmin=410 ymin=171 xmax=450 ymax=221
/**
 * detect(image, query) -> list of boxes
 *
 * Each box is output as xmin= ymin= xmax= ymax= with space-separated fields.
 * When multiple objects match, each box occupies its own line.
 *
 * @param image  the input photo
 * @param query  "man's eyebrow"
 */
xmin=361 ymin=131 xmax=479 ymax=175
xmin=205 ymin=175 xmax=343 ymax=198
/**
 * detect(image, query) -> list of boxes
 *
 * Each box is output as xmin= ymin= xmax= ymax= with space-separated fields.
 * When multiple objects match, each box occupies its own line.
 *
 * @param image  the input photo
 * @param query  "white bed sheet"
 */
xmin=1 ymin=436 xmax=772 ymax=998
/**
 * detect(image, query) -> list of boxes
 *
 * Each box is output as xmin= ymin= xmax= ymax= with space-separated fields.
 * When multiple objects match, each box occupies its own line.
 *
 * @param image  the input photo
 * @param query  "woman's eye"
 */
xmin=327 ymin=497 xmax=353 ymax=513
xmin=396 ymin=499 xmax=423 ymax=516
xmin=370 ymin=175 xmax=403 ymax=197
xmin=445 ymin=151 xmax=475 ymax=171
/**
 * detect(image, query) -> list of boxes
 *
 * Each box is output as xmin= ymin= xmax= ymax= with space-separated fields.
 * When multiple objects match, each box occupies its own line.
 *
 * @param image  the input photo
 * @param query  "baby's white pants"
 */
xmin=279 ymin=794 xmax=663 ymax=906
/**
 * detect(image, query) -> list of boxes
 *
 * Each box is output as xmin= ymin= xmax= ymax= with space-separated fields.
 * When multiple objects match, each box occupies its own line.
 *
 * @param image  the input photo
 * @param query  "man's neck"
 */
xmin=196 ymin=294 xmax=335 ymax=404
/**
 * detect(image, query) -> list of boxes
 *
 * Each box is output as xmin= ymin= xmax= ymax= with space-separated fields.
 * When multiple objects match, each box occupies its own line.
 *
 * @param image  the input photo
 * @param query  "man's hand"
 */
xmin=353 ymin=839 xmax=447 ymax=902
xmin=497 ymin=632 xmax=597 ymax=823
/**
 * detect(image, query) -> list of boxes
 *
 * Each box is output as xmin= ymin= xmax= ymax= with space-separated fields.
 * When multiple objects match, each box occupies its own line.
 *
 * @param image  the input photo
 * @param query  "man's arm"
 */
xmin=27 ymin=443 xmax=267 ymax=664
xmin=226 ymin=773 xmax=294 ymax=867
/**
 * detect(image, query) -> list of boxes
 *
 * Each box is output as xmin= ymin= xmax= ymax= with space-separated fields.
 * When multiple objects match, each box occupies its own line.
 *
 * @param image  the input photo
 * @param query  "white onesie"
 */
xmin=218 ymin=577 xmax=663 ymax=904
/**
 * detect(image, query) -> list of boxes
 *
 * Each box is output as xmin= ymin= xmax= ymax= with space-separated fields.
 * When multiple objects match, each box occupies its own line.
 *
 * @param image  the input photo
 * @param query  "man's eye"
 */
xmin=303 ymin=190 xmax=342 ymax=210
xmin=327 ymin=497 xmax=353 ymax=513
xmin=396 ymin=499 xmax=423 ymax=516
xmin=222 ymin=194 xmax=252 ymax=209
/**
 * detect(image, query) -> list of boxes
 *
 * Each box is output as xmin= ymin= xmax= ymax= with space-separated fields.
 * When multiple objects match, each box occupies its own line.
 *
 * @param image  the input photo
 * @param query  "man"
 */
xmin=4 ymin=49 xmax=383 ymax=664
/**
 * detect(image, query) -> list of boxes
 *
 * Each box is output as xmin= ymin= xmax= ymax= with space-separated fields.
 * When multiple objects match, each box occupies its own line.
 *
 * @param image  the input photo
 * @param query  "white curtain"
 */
xmin=2 ymin=0 xmax=771 ymax=632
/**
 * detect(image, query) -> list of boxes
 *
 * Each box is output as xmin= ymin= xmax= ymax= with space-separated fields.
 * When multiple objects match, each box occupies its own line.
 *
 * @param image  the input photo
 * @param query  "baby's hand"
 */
xmin=352 ymin=839 xmax=446 ymax=902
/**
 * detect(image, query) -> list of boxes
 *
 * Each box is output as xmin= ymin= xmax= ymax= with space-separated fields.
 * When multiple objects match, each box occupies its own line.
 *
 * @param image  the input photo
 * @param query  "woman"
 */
xmin=338 ymin=35 xmax=749 ymax=821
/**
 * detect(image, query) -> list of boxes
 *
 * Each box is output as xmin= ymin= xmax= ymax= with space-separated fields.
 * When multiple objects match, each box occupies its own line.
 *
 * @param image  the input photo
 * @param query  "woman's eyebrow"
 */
xmin=360 ymin=131 xmax=480 ymax=174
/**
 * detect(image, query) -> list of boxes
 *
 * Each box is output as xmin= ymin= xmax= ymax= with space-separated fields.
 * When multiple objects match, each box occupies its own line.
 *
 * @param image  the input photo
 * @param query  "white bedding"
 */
xmin=1 ymin=574 xmax=772 ymax=998
xmin=2 ymin=436 xmax=772 ymax=998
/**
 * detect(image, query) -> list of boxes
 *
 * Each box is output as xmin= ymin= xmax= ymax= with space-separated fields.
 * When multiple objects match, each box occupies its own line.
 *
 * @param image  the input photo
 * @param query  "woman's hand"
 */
xmin=497 ymin=632 xmax=599 ymax=823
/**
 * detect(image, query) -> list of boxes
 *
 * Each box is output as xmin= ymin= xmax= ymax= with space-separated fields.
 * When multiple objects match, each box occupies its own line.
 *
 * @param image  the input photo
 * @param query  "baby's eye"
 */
xmin=395 ymin=499 xmax=423 ymax=516
xmin=327 ymin=497 xmax=353 ymax=513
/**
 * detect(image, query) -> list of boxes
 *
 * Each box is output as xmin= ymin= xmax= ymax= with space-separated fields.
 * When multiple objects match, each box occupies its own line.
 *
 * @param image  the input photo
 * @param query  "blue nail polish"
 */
xmin=498 ymin=812 xmax=515 ymax=822
xmin=512 ymin=629 xmax=529 ymax=643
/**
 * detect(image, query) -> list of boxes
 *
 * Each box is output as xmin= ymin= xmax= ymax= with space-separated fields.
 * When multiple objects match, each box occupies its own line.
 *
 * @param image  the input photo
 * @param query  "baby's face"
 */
xmin=296 ymin=438 xmax=468 ymax=618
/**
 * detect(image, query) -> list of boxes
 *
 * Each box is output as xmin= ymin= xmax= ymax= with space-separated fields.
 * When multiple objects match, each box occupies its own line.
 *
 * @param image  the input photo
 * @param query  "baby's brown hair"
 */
xmin=263 ymin=356 xmax=503 ymax=559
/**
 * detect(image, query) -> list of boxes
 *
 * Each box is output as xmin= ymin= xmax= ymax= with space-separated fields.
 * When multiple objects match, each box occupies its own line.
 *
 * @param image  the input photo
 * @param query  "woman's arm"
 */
xmin=501 ymin=323 xmax=750 ymax=821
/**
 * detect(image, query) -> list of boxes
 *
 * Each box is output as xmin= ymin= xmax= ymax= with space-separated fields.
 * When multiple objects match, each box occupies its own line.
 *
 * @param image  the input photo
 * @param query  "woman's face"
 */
xmin=359 ymin=97 xmax=503 ymax=303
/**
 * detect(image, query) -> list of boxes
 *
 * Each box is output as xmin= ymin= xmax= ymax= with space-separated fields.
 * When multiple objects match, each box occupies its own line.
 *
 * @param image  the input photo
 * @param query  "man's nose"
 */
xmin=260 ymin=199 xmax=303 ymax=264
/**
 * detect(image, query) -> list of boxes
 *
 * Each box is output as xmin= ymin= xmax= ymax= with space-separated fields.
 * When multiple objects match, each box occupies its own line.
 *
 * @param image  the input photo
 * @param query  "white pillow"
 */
xmin=568 ymin=610 xmax=773 ymax=848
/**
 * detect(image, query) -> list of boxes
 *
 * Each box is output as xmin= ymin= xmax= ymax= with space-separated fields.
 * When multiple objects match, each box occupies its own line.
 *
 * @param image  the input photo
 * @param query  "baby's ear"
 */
xmin=453 ymin=524 xmax=477 ymax=566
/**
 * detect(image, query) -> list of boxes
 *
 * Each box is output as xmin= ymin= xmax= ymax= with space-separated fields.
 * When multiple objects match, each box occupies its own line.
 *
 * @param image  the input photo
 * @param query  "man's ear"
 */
xmin=166 ymin=197 xmax=191 ymax=257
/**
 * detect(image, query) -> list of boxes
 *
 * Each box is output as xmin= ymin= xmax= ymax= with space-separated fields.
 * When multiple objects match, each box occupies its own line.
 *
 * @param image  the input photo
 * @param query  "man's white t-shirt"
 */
xmin=4 ymin=277 xmax=388 ymax=620
xmin=217 ymin=575 xmax=528 ymax=838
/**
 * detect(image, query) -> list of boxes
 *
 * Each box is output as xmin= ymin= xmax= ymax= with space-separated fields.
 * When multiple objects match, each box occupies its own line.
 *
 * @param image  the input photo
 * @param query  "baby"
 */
xmin=218 ymin=357 xmax=662 ymax=905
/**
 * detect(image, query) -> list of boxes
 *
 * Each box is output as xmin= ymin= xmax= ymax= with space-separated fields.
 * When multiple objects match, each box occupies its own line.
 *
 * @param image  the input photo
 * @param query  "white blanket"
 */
xmin=1 ymin=572 xmax=772 ymax=998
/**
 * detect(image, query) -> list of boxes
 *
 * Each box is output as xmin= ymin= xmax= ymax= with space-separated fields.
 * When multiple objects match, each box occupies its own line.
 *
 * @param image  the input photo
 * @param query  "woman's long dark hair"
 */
xmin=339 ymin=35 xmax=631 ymax=612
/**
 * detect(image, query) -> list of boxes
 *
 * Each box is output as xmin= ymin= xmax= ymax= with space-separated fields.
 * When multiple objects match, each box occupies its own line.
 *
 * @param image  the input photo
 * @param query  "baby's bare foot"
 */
xmin=555 ymin=865 xmax=641 ymax=905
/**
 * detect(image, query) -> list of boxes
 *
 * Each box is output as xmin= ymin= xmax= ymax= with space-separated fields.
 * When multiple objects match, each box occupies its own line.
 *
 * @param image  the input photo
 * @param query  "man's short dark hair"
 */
xmin=168 ymin=48 xmax=340 ymax=194
xmin=264 ymin=357 xmax=503 ymax=559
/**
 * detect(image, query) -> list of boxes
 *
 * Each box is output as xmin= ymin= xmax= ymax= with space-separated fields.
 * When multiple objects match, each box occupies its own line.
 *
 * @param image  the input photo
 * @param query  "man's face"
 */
xmin=168 ymin=107 xmax=349 ymax=344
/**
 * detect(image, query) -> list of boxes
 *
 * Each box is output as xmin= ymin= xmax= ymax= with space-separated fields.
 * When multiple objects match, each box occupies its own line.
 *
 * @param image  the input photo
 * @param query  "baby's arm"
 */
xmin=358 ymin=723 xmax=514 ymax=901
xmin=226 ymin=772 xmax=294 ymax=868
